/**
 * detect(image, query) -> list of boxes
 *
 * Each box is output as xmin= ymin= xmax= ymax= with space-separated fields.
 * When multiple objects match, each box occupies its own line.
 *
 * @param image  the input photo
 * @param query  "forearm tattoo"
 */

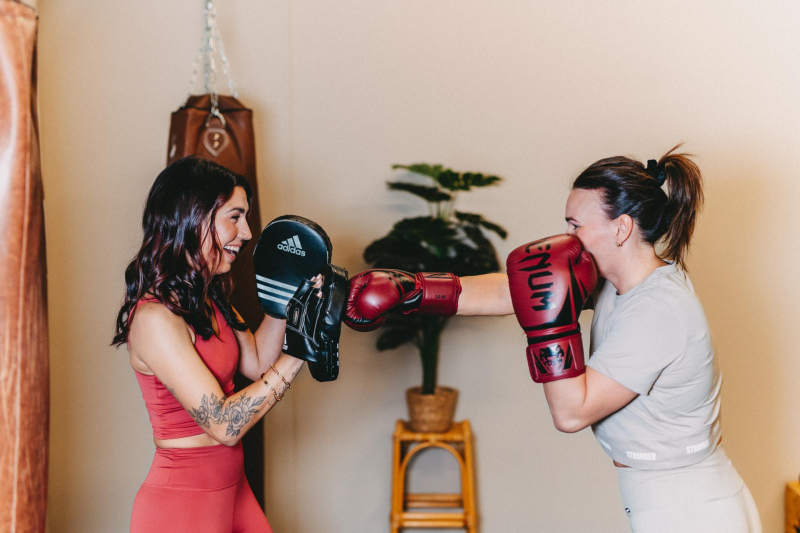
xmin=188 ymin=393 xmax=266 ymax=437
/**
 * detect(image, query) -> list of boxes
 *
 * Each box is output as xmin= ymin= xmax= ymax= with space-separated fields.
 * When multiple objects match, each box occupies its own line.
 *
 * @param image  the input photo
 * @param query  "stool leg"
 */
xmin=463 ymin=422 xmax=477 ymax=533
xmin=391 ymin=422 xmax=404 ymax=532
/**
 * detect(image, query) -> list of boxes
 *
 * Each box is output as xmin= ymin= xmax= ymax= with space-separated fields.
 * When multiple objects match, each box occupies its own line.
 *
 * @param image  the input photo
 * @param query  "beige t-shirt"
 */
xmin=587 ymin=263 xmax=722 ymax=470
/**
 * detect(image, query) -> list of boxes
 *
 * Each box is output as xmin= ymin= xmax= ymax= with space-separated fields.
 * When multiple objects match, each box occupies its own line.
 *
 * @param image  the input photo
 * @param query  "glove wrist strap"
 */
xmin=525 ymin=332 xmax=586 ymax=383
xmin=416 ymin=272 xmax=462 ymax=316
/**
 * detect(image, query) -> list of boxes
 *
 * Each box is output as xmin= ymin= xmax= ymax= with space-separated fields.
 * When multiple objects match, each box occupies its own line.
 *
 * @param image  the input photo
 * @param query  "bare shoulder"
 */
xmin=130 ymin=302 xmax=189 ymax=337
xmin=129 ymin=302 xmax=195 ymax=370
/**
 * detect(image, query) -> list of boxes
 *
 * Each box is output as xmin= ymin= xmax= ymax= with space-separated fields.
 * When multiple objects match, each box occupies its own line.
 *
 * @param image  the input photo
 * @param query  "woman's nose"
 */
xmin=241 ymin=222 xmax=252 ymax=241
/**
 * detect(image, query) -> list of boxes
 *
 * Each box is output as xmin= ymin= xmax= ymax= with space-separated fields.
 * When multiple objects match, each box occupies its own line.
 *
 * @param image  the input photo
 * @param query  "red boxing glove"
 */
xmin=344 ymin=270 xmax=461 ymax=332
xmin=507 ymin=234 xmax=597 ymax=383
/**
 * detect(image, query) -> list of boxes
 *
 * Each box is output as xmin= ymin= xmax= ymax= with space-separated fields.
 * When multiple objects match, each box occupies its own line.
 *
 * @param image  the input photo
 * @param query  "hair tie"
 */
xmin=646 ymin=159 xmax=667 ymax=186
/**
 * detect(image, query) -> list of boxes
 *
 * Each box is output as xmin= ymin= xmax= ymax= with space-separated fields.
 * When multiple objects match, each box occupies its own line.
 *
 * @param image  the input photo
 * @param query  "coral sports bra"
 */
xmin=131 ymin=298 xmax=239 ymax=439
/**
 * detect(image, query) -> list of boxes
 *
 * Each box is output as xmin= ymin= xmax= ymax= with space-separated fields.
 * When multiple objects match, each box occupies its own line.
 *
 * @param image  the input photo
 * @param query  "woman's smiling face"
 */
xmin=202 ymin=186 xmax=252 ymax=275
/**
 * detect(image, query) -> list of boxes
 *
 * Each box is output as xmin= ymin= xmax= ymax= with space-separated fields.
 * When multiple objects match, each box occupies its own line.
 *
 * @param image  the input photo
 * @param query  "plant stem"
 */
xmin=420 ymin=317 xmax=445 ymax=395
xmin=445 ymin=192 xmax=457 ymax=219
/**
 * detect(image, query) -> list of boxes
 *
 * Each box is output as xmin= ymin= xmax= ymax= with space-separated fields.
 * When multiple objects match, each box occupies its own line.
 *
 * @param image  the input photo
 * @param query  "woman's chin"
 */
xmin=214 ymin=262 xmax=233 ymax=275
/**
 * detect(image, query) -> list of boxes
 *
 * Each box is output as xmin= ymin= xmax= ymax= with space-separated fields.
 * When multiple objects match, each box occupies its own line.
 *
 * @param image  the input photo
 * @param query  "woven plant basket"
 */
xmin=406 ymin=386 xmax=459 ymax=433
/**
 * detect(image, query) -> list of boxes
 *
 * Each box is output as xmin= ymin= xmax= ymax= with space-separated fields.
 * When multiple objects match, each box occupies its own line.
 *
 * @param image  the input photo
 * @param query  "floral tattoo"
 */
xmin=188 ymin=393 xmax=265 ymax=437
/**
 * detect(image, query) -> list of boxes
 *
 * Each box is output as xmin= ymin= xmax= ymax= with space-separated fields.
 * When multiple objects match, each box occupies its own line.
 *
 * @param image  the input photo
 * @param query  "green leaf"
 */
xmin=455 ymin=211 xmax=508 ymax=239
xmin=477 ymin=219 xmax=507 ymax=239
xmin=387 ymin=182 xmax=451 ymax=203
xmin=462 ymin=172 xmax=502 ymax=188
xmin=364 ymin=227 xmax=459 ymax=272
xmin=376 ymin=326 xmax=419 ymax=351
xmin=392 ymin=217 xmax=457 ymax=241
xmin=435 ymin=169 xmax=464 ymax=191
xmin=363 ymin=237 xmax=429 ymax=271
xmin=450 ymin=241 xmax=499 ymax=276
xmin=454 ymin=211 xmax=482 ymax=225
xmin=364 ymin=215 xmax=505 ymax=275
xmin=391 ymin=164 xmax=443 ymax=180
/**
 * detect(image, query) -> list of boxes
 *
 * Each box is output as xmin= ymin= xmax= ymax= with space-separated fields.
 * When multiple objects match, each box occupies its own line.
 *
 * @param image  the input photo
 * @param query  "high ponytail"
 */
xmin=572 ymin=144 xmax=704 ymax=271
xmin=657 ymin=145 xmax=704 ymax=271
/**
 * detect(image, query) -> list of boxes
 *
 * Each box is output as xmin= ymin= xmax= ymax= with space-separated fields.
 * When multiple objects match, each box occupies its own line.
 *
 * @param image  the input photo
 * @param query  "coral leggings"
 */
xmin=130 ymin=442 xmax=272 ymax=533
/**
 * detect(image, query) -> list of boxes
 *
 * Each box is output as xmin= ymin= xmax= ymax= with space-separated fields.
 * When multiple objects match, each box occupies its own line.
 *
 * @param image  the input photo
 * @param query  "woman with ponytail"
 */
xmin=546 ymin=146 xmax=762 ymax=532
xmin=344 ymin=146 xmax=761 ymax=532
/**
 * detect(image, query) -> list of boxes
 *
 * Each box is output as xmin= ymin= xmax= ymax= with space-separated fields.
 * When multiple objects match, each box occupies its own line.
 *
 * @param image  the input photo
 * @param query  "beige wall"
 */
xmin=38 ymin=1 xmax=799 ymax=531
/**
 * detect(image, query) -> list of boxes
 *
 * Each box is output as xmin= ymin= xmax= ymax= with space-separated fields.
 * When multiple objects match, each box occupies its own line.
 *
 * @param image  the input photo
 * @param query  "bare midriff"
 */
xmin=613 ymin=437 xmax=722 ymax=468
xmin=155 ymin=433 xmax=223 ymax=449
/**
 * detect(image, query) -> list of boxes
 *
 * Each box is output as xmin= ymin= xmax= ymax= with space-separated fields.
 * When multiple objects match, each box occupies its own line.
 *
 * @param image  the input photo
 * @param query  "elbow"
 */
xmin=210 ymin=429 xmax=239 ymax=447
xmin=220 ymin=432 xmax=241 ymax=446
xmin=551 ymin=414 xmax=588 ymax=434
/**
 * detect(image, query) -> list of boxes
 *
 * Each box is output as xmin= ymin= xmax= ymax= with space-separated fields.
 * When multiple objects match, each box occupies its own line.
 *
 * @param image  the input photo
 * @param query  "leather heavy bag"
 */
xmin=0 ymin=1 xmax=49 ymax=531
xmin=167 ymin=94 xmax=264 ymax=330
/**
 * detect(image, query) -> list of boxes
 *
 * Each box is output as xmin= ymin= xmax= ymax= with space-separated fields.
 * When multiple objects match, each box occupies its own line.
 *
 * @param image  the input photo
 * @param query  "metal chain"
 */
xmin=210 ymin=1 xmax=238 ymax=98
xmin=184 ymin=41 xmax=206 ymax=103
xmin=184 ymin=0 xmax=238 ymax=106
xmin=204 ymin=1 xmax=218 ymax=108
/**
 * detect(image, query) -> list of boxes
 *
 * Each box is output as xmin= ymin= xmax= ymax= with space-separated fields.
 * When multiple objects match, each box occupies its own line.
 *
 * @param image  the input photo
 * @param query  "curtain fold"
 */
xmin=0 ymin=1 xmax=49 ymax=530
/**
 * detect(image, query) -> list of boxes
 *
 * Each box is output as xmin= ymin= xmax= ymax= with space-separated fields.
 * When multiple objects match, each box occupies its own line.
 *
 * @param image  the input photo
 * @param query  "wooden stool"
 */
xmin=786 ymin=481 xmax=800 ymax=533
xmin=390 ymin=420 xmax=477 ymax=532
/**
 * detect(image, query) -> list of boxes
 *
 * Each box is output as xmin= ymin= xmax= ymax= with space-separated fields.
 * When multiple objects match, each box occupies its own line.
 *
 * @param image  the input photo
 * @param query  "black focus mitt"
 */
xmin=284 ymin=264 xmax=349 ymax=382
xmin=252 ymin=215 xmax=331 ymax=319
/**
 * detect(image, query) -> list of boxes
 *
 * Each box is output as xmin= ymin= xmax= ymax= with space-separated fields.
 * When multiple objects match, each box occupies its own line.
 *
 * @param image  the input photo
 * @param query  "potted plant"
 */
xmin=363 ymin=163 xmax=506 ymax=432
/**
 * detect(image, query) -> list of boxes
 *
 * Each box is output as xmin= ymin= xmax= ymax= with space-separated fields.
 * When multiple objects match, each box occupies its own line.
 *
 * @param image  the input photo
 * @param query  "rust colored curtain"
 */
xmin=0 ymin=1 xmax=49 ymax=531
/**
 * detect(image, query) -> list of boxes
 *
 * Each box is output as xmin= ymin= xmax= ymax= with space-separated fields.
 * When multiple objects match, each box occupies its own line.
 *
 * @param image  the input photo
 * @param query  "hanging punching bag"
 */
xmin=0 ymin=1 xmax=50 ymax=531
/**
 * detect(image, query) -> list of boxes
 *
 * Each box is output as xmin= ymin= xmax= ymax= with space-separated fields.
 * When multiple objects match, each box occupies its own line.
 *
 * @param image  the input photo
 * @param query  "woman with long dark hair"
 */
xmin=345 ymin=146 xmax=762 ymax=532
xmin=114 ymin=157 xmax=304 ymax=532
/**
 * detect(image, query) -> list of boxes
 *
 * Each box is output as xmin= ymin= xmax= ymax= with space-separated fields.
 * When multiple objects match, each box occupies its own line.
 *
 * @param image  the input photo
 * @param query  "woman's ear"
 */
xmin=615 ymin=214 xmax=634 ymax=246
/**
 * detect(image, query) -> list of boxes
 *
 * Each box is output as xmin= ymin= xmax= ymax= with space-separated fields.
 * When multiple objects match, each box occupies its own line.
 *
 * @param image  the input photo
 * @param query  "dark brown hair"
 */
xmin=112 ymin=156 xmax=252 ymax=347
xmin=572 ymin=144 xmax=703 ymax=270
